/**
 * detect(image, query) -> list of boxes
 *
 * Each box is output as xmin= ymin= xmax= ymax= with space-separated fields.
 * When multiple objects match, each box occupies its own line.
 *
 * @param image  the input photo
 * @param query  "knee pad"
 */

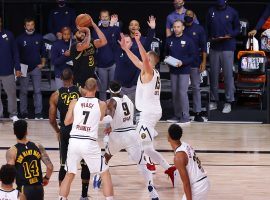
xmin=81 ymin=163 xmax=90 ymax=180
xmin=59 ymin=166 xmax=66 ymax=182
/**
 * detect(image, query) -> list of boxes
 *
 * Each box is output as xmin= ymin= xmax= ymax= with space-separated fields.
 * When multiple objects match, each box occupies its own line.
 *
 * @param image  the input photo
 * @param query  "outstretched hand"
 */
xmin=118 ymin=33 xmax=128 ymax=50
xmin=110 ymin=14 xmax=118 ymax=26
xmin=147 ymin=15 xmax=156 ymax=29
xmin=134 ymin=30 xmax=141 ymax=42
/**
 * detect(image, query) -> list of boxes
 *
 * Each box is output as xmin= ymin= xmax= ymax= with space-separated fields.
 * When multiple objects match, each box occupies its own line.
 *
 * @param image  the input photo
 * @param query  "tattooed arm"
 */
xmin=37 ymin=143 xmax=54 ymax=182
xmin=6 ymin=146 xmax=17 ymax=165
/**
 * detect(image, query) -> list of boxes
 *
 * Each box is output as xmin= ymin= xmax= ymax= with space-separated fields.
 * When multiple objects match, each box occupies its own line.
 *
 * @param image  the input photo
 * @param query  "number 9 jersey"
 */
xmin=14 ymin=142 xmax=43 ymax=190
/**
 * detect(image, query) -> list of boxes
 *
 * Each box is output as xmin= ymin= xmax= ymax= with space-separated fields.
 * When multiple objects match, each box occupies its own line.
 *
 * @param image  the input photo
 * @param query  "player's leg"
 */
xmin=80 ymin=160 xmax=91 ymax=199
xmin=104 ymin=132 xmax=123 ymax=163
xmin=21 ymin=185 xmax=44 ymax=200
xmin=59 ymin=126 xmax=71 ymax=185
xmin=59 ymin=139 xmax=81 ymax=198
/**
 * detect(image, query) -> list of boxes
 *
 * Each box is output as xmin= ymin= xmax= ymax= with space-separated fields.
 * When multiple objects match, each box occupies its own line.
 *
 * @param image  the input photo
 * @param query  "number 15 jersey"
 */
xmin=70 ymin=97 xmax=101 ymax=141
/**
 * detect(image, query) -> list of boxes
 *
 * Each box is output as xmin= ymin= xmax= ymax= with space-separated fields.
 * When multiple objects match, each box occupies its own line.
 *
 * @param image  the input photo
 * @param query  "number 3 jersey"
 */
xmin=14 ymin=142 xmax=43 ymax=189
xmin=70 ymin=97 xmax=101 ymax=140
xmin=110 ymin=95 xmax=135 ymax=132
xmin=175 ymin=142 xmax=207 ymax=184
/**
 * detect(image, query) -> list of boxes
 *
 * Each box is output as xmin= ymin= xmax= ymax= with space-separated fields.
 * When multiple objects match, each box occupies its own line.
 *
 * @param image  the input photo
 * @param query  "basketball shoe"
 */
xmin=148 ymin=183 xmax=159 ymax=200
xmin=164 ymin=166 xmax=177 ymax=187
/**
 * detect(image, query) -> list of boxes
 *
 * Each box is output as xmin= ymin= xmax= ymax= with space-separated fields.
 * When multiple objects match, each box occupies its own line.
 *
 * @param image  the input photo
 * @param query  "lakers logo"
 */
xmin=141 ymin=133 xmax=146 ymax=139
xmin=61 ymin=92 xmax=80 ymax=105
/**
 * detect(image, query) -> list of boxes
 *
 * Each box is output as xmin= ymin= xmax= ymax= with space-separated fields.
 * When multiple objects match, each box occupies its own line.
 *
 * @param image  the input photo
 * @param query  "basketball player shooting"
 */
xmin=118 ymin=28 xmax=177 ymax=187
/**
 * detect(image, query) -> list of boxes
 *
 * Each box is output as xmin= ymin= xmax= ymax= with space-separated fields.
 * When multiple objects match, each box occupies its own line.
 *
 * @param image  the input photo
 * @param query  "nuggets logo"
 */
xmin=141 ymin=133 xmax=146 ymax=139
xmin=193 ymin=32 xmax=196 ymax=36
xmin=60 ymin=92 xmax=80 ymax=105
xmin=226 ymin=15 xmax=229 ymax=19
xmin=36 ymin=41 xmax=39 ymax=45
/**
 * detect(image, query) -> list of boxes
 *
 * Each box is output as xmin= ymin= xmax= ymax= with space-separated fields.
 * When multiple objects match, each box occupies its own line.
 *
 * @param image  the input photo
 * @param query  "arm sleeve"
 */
xmin=166 ymin=15 xmax=172 ymax=29
xmin=51 ymin=44 xmax=68 ymax=65
xmin=143 ymin=28 xmax=155 ymax=50
xmin=11 ymin=33 xmax=21 ymax=71
xmin=48 ymin=11 xmax=54 ymax=34
xmin=199 ymin=27 xmax=207 ymax=53
xmin=230 ymin=10 xmax=240 ymax=37
xmin=40 ymin=37 xmax=47 ymax=58
xmin=255 ymin=4 xmax=270 ymax=30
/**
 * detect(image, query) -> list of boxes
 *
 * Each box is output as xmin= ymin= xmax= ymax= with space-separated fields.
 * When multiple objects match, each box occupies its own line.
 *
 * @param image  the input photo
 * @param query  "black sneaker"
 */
xmin=194 ymin=113 xmax=204 ymax=122
xmin=35 ymin=113 xmax=43 ymax=120
xmin=21 ymin=113 xmax=28 ymax=119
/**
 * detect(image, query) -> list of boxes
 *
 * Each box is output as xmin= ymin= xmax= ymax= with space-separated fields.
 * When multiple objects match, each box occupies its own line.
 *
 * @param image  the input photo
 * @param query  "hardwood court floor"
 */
xmin=0 ymin=120 xmax=270 ymax=200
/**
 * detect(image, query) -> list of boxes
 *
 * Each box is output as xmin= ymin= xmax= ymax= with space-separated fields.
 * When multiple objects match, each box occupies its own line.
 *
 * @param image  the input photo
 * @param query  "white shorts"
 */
xmin=182 ymin=178 xmax=210 ymax=200
xmin=66 ymin=138 xmax=108 ymax=174
xmin=106 ymin=130 xmax=145 ymax=164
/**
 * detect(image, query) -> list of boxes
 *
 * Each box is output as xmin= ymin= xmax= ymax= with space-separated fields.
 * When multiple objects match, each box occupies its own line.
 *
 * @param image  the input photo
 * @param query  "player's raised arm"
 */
xmin=92 ymin=19 xmax=108 ymax=48
xmin=134 ymin=31 xmax=153 ymax=74
xmin=64 ymin=99 xmax=77 ymax=126
xmin=118 ymin=33 xmax=143 ymax=70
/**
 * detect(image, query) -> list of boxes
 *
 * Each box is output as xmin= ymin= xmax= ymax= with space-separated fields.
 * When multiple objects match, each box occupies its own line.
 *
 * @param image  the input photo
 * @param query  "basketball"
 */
xmin=75 ymin=14 xmax=92 ymax=27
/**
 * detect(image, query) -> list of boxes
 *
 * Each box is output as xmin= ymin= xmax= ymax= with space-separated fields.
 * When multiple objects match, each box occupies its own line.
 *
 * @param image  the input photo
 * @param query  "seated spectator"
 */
xmin=16 ymin=17 xmax=46 ymax=119
xmin=51 ymin=27 xmax=72 ymax=89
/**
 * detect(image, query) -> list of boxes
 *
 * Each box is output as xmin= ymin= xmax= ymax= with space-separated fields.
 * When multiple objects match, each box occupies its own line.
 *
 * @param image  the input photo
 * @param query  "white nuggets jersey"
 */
xmin=0 ymin=188 xmax=19 ymax=200
xmin=70 ymin=97 xmax=101 ymax=140
xmin=110 ymin=95 xmax=135 ymax=132
xmin=175 ymin=142 xmax=207 ymax=184
xmin=135 ymin=69 xmax=162 ymax=113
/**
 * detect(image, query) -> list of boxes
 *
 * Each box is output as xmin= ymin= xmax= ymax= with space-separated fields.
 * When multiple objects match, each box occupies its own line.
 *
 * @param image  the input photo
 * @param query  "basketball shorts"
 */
xmin=20 ymin=185 xmax=44 ymax=200
xmin=66 ymin=138 xmax=108 ymax=174
xmin=182 ymin=177 xmax=210 ymax=200
xmin=106 ymin=129 xmax=145 ymax=164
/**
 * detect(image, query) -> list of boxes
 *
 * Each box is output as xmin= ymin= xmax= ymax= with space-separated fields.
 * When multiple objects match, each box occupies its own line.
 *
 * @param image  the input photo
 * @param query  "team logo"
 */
xmin=35 ymin=41 xmax=39 ymax=45
xmin=65 ymin=11 xmax=69 ymax=15
xmin=226 ymin=15 xmax=229 ymax=19
xmin=193 ymin=32 xmax=196 ymax=36
xmin=141 ymin=133 xmax=146 ymax=139
xmin=23 ymin=41 xmax=27 ymax=46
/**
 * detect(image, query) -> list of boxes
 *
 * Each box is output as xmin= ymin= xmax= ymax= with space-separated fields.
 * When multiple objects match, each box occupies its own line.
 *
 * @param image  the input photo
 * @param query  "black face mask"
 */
xmin=184 ymin=16 xmax=193 ymax=24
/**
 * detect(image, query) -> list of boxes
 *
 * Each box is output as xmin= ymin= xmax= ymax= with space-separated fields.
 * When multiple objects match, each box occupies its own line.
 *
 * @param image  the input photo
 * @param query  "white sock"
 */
xmin=105 ymin=196 xmax=114 ymax=200
xmin=144 ymin=144 xmax=170 ymax=170
xmin=137 ymin=164 xmax=154 ymax=185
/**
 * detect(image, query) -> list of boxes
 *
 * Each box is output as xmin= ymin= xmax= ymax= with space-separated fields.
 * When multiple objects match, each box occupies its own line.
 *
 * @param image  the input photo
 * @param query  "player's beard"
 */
xmin=25 ymin=29 xmax=35 ymax=35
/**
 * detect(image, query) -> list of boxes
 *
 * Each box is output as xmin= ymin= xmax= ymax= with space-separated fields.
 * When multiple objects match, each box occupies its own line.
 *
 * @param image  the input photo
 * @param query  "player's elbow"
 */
xmin=64 ymin=118 xmax=72 ymax=126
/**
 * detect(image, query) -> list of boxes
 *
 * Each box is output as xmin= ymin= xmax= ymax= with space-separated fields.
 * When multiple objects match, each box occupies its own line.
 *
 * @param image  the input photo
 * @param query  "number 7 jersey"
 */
xmin=70 ymin=97 xmax=101 ymax=140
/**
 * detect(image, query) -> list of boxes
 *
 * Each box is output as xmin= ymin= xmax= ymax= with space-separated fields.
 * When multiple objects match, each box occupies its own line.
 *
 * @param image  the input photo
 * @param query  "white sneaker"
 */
xmin=10 ymin=116 xmax=19 ymax=122
xmin=222 ymin=103 xmax=231 ymax=113
xmin=209 ymin=102 xmax=217 ymax=110
xmin=148 ymin=184 xmax=159 ymax=200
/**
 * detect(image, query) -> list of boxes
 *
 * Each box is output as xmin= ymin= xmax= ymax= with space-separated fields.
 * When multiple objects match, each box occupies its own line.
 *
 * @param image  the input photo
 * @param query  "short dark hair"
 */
xmin=13 ymin=120 xmax=27 ymax=140
xmin=24 ymin=17 xmax=35 ymax=25
xmin=0 ymin=164 xmax=16 ymax=185
xmin=168 ymin=124 xmax=183 ymax=140
xmin=109 ymin=81 xmax=121 ymax=94
xmin=100 ymin=9 xmax=110 ymax=16
xmin=173 ymin=19 xmax=184 ymax=25
xmin=61 ymin=68 xmax=73 ymax=81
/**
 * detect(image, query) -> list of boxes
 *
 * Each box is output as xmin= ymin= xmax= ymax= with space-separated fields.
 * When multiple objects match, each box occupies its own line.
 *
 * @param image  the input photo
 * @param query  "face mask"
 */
xmin=99 ymin=20 xmax=110 ymax=27
xmin=174 ymin=2 xmax=184 ymax=9
xmin=184 ymin=16 xmax=193 ymax=24
xmin=25 ymin=29 xmax=35 ymax=35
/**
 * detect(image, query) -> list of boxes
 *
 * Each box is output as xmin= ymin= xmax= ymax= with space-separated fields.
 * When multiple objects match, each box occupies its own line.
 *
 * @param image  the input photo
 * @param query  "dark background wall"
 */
xmin=0 ymin=0 xmax=269 ymax=40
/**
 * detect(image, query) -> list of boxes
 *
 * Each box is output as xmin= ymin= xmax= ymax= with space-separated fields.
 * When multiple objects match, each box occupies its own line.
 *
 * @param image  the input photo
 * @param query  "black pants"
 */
xmin=20 ymin=185 xmax=44 ymax=200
